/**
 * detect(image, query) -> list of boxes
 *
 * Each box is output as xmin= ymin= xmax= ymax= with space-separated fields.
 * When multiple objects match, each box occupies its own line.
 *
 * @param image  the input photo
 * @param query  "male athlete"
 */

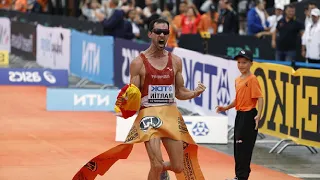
xmin=72 ymin=18 xmax=206 ymax=180
xmin=129 ymin=18 xmax=206 ymax=179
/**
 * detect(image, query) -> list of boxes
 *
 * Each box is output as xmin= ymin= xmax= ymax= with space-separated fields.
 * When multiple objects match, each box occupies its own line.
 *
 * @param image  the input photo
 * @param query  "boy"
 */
xmin=216 ymin=49 xmax=264 ymax=180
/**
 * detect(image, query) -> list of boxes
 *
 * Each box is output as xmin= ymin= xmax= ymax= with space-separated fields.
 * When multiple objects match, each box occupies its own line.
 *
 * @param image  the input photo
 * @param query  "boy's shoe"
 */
xmin=160 ymin=171 xmax=170 ymax=180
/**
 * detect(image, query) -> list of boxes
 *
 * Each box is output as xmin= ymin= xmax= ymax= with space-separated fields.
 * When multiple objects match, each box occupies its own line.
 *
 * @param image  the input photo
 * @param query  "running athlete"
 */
xmin=130 ymin=18 xmax=206 ymax=179
xmin=72 ymin=18 xmax=206 ymax=180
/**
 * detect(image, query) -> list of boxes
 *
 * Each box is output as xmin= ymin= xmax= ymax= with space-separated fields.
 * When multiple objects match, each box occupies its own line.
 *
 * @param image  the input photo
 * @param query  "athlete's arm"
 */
xmin=174 ymin=55 xmax=196 ymax=100
xmin=129 ymin=57 xmax=142 ymax=89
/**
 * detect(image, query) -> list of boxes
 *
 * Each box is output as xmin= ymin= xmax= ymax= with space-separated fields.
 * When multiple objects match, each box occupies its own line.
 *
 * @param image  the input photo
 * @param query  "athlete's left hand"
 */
xmin=254 ymin=115 xmax=261 ymax=130
xmin=193 ymin=81 xmax=206 ymax=97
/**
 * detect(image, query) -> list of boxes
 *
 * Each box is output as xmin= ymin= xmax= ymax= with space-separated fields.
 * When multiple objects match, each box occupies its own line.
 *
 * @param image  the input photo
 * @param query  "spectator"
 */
xmin=180 ymin=4 xmax=201 ymax=34
xmin=161 ymin=9 xmax=178 ymax=48
xmin=0 ymin=0 xmax=13 ymax=10
xmin=198 ymin=4 xmax=219 ymax=34
xmin=127 ymin=9 xmax=141 ymax=39
xmin=302 ymin=8 xmax=320 ymax=63
xmin=217 ymin=0 xmax=239 ymax=34
xmin=142 ymin=0 xmax=161 ymax=18
xmin=305 ymin=2 xmax=317 ymax=29
xmin=14 ymin=0 xmax=29 ymax=12
xmin=173 ymin=1 xmax=187 ymax=37
xmin=267 ymin=4 xmax=283 ymax=33
xmin=143 ymin=3 xmax=160 ymax=29
xmin=247 ymin=0 xmax=270 ymax=35
xmin=95 ymin=0 xmax=133 ymax=39
xmin=81 ymin=0 xmax=104 ymax=22
xmin=272 ymin=5 xmax=304 ymax=62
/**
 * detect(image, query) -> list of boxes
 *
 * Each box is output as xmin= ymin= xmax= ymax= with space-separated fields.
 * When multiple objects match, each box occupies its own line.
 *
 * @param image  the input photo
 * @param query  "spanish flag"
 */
xmin=114 ymin=83 xmax=141 ymax=119
xmin=72 ymin=84 xmax=205 ymax=180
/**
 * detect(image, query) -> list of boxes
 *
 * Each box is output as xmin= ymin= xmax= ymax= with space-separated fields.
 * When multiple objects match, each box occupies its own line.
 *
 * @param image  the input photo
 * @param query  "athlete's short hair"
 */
xmin=148 ymin=19 xmax=170 ymax=32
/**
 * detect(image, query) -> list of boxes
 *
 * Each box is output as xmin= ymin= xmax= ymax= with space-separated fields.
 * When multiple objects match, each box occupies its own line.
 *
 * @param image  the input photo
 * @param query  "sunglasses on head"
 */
xmin=152 ymin=29 xmax=170 ymax=35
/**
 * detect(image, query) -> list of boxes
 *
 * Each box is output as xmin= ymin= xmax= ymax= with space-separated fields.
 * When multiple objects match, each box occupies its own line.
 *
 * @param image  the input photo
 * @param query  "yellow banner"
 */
xmin=0 ymin=51 xmax=9 ymax=66
xmin=251 ymin=62 xmax=320 ymax=148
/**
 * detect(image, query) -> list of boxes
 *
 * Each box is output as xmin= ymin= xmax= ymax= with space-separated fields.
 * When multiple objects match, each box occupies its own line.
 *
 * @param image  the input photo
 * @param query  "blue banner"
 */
xmin=46 ymin=88 xmax=119 ymax=111
xmin=0 ymin=68 xmax=68 ymax=86
xmin=70 ymin=30 xmax=114 ymax=85
xmin=113 ymin=38 xmax=172 ymax=88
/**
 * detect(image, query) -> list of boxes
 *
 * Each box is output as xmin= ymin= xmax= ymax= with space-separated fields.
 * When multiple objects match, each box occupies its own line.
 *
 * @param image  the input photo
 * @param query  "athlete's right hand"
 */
xmin=216 ymin=106 xmax=227 ymax=113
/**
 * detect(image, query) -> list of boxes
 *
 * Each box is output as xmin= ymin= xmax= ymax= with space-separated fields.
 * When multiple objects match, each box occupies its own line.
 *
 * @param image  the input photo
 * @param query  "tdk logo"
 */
xmin=217 ymin=68 xmax=231 ymax=115
xmin=151 ymin=86 xmax=172 ymax=92
xmin=82 ymin=41 xmax=100 ymax=75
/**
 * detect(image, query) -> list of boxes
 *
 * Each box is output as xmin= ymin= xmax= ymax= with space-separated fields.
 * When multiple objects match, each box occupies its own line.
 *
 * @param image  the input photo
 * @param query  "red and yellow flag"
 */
xmin=114 ymin=84 xmax=141 ymax=119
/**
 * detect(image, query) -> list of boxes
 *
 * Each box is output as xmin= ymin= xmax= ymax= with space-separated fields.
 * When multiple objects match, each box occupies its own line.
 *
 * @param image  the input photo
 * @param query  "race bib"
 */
xmin=148 ymin=85 xmax=175 ymax=103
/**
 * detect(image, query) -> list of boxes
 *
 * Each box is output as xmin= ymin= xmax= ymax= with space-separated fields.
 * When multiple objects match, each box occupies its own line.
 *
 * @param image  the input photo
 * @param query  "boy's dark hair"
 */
xmin=148 ymin=19 xmax=170 ymax=32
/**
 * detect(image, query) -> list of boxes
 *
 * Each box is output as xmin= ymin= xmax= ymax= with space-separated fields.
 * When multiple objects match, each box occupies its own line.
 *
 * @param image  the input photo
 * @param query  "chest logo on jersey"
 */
xmin=148 ymin=85 xmax=175 ymax=103
xmin=151 ymin=74 xmax=170 ymax=79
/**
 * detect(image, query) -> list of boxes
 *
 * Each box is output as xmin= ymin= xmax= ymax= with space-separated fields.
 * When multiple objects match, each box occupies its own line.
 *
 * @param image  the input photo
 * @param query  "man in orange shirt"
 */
xmin=173 ymin=1 xmax=187 ymax=37
xmin=216 ymin=50 xmax=264 ymax=180
xmin=198 ymin=4 xmax=219 ymax=35
xmin=0 ymin=0 xmax=12 ymax=9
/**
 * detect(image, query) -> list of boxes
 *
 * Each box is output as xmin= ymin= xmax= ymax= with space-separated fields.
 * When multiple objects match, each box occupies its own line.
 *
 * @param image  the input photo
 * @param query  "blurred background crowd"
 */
xmin=0 ymin=0 xmax=319 ymax=62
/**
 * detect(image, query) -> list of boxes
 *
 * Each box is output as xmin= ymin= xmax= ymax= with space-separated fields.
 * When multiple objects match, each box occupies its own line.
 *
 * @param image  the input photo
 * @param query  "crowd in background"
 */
xmin=0 ymin=0 xmax=319 ymax=62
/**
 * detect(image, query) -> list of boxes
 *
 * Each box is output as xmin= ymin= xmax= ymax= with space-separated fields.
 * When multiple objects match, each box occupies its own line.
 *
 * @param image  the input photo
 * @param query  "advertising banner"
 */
xmin=0 ymin=68 xmax=68 ymax=86
xmin=113 ymin=38 xmax=173 ymax=88
xmin=11 ymin=21 xmax=36 ymax=60
xmin=0 ymin=50 xmax=9 ymax=66
xmin=172 ymin=47 xmax=240 ymax=126
xmin=114 ymin=38 xmax=150 ymax=88
xmin=36 ymin=25 xmax=71 ymax=71
xmin=70 ymin=30 xmax=114 ymax=85
xmin=46 ymin=88 xmax=119 ymax=111
xmin=252 ymin=62 xmax=320 ymax=148
xmin=0 ymin=17 xmax=10 ymax=52
xmin=115 ymin=115 xmax=228 ymax=144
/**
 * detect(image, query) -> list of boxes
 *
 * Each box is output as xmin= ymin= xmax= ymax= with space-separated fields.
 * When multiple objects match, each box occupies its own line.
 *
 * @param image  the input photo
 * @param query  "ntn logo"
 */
xmin=74 ymin=94 xmax=109 ymax=106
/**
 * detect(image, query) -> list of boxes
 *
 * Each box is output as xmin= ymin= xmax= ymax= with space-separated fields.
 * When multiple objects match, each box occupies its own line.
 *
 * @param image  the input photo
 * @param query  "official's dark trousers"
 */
xmin=234 ymin=108 xmax=258 ymax=180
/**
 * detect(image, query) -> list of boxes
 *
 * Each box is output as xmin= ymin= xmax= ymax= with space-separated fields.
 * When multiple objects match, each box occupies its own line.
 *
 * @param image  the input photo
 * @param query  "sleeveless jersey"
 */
xmin=140 ymin=52 xmax=175 ymax=108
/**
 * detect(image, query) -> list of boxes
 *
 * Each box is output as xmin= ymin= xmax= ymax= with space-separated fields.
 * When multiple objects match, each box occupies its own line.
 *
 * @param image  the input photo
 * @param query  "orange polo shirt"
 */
xmin=235 ymin=74 xmax=263 ymax=111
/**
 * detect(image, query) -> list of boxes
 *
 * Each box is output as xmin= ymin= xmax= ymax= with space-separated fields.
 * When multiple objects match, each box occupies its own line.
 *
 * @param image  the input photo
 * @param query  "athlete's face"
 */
xmin=237 ymin=57 xmax=252 ymax=74
xmin=149 ymin=22 xmax=169 ymax=50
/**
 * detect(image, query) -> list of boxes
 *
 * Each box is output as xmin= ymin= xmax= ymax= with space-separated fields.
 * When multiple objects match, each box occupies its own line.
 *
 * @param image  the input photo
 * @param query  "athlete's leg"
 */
xmin=162 ymin=137 xmax=184 ymax=173
xmin=145 ymin=138 xmax=164 ymax=180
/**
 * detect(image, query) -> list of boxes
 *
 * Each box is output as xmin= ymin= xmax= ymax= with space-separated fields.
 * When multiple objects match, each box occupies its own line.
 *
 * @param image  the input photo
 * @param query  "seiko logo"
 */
xmin=139 ymin=116 xmax=163 ymax=131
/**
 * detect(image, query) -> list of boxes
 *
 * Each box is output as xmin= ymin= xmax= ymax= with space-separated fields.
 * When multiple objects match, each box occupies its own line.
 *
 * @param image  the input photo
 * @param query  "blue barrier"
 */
xmin=46 ymin=88 xmax=119 ymax=111
xmin=0 ymin=68 xmax=68 ymax=86
xmin=70 ymin=30 xmax=114 ymax=85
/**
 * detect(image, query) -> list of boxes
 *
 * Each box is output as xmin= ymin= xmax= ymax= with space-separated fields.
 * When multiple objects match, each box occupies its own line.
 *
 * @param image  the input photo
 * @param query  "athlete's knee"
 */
xmin=150 ymin=161 xmax=163 ymax=173
xmin=171 ymin=163 xmax=183 ymax=173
